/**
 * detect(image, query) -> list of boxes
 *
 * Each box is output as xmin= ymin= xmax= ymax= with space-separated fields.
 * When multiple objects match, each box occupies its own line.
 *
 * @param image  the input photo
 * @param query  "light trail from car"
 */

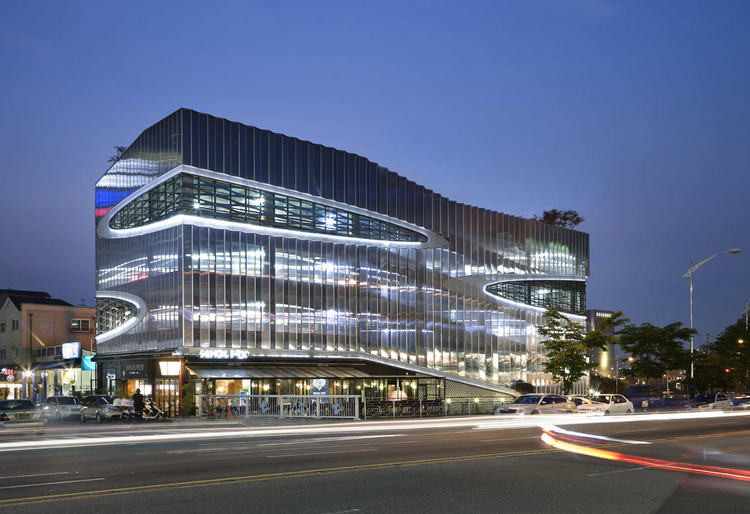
xmin=540 ymin=426 xmax=750 ymax=482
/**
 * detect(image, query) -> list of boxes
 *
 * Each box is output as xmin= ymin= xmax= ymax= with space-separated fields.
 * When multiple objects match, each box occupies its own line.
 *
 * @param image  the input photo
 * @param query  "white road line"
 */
xmin=267 ymin=448 xmax=379 ymax=458
xmin=0 ymin=478 xmax=105 ymax=490
xmin=587 ymin=467 xmax=648 ymax=477
xmin=0 ymin=472 xmax=69 ymax=480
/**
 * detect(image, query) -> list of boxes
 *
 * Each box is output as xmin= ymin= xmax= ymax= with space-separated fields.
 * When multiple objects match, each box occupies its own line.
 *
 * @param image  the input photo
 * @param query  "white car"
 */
xmin=576 ymin=394 xmax=633 ymax=415
xmin=686 ymin=393 xmax=733 ymax=411
xmin=495 ymin=394 xmax=576 ymax=415
xmin=43 ymin=395 xmax=81 ymax=421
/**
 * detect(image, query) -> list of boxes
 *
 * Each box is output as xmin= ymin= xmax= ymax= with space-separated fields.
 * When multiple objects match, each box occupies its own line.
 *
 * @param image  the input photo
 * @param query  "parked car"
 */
xmin=43 ymin=395 xmax=81 ymax=421
xmin=576 ymin=394 xmax=634 ymax=415
xmin=623 ymin=385 xmax=689 ymax=412
xmin=731 ymin=395 xmax=750 ymax=410
xmin=686 ymin=393 xmax=733 ymax=411
xmin=0 ymin=399 xmax=47 ymax=435
xmin=80 ymin=395 xmax=123 ymax=422
xmin=495 ymin=394 xmax=576 ymax=415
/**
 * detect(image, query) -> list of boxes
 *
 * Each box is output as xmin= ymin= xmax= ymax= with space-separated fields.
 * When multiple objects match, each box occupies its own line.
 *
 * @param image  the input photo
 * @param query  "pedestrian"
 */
xmin=132 ymin=388 xmax=144 ymax=419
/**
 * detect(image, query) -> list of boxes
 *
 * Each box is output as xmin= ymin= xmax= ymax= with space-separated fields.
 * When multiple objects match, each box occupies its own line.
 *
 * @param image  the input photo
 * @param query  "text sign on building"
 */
xmin=311 ymin=379 xmax=329 ymax=400
xmin=122 ymin=360 xmax=149 ymax=379
xmin=62 ymin=342 xmax=80 ymax=360
xmin=198 ymin=349 xmax=250 ymax=360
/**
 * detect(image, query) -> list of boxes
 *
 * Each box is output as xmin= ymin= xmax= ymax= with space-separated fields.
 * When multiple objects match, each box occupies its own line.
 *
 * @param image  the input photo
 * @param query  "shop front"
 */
xmin=33 ymin=342 xmax=97 ymax=400
xmin=0 ymin=367 xmax=21 ymax=400
xmin=95 ymin=353 xmax=182 ymax=418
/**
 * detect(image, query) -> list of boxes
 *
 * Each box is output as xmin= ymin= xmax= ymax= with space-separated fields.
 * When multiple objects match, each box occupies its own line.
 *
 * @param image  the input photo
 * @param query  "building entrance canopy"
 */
xmin=186 ymin=366 xmax=372 ymax=380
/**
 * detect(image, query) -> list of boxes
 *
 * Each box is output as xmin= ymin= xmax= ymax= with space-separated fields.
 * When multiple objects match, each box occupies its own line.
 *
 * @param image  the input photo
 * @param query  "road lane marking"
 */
xmin=266 ymin=448 xmax=379 ymax=458
xmin=0 ymin=478 xmax=104 ymax=490
xmin=587 ymin=467 xmax=648 ymax=477
xmin=0 ymin=447 xmax=558 ymax=507
xmin=0 ymin=472 xmax=69 ymax=480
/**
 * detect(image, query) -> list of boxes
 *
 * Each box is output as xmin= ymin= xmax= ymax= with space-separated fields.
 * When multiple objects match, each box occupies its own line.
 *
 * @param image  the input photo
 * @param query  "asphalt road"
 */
xmin=2 ymin=412 xmax=750 ymax=513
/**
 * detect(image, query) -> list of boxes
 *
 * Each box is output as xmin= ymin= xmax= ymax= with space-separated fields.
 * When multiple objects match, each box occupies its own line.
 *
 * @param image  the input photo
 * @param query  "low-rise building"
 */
xmin=0 ymin=290 xmax=96 ymax=401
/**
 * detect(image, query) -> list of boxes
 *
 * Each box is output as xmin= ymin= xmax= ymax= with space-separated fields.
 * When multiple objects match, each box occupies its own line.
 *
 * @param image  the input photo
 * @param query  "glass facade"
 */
xmin=95 ymin=109 xmax=590 ymax=393
xmin=486 ymin=280 xmax=586 ymax=315
xmin=96 ymin=297 xmax=137 ymax=334
xmin=110 ymin=172 xmax=426 ymax=242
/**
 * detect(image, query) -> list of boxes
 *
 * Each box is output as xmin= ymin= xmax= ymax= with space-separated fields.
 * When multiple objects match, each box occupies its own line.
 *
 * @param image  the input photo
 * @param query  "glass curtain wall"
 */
xmin=95 ymin=109 xmax=590 ymax=393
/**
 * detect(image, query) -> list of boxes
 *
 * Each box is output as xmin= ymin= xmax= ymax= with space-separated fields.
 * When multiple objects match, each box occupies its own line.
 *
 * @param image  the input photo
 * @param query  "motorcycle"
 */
xmin=133 ymin=397 xmax=165 ymax=422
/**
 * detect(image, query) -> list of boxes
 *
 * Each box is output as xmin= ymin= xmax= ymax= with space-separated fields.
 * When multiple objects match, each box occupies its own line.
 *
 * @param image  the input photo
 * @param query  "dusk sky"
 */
xmin=1 ymin=0 xmax=748 ymax=342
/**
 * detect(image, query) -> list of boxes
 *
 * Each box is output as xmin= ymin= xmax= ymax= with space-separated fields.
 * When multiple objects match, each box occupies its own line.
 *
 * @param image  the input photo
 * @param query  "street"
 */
xmin=2 ymin=412 xmax=750 ymax=513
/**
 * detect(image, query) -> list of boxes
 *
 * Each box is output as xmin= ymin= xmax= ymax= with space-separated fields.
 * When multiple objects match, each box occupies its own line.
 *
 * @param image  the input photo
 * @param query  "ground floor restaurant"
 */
xmin=94 ymin=353 xmax=447 ymax=418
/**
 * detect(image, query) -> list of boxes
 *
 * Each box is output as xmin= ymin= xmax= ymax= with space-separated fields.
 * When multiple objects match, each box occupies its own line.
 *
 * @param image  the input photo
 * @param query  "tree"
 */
xmin=538 ymin=309 xmax=604 ymax=394
xmin=617 ymin=322 xmax=694 ymax=384
xmin=693 ymin=344 xmax=733 ymax=392
xmin=708 ymin=318 xmax=750 ymax=391
xmin=107 ymin=145 xmax=127 ymax=163
xmin=532 ymin=209 xmax=584 ymax=228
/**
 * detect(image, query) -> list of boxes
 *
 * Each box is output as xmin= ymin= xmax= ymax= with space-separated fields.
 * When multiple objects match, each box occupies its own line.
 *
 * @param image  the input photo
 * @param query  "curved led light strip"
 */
xmin=97 ymin=165 xmax=446 ymax=249
xmin=95 ymin=290 xmax=147 ymax=343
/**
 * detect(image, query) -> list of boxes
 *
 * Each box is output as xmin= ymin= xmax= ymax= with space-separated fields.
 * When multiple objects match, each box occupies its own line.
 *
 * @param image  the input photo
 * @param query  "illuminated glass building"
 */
xmin=95 ymin=109 xmax=589 ymax=413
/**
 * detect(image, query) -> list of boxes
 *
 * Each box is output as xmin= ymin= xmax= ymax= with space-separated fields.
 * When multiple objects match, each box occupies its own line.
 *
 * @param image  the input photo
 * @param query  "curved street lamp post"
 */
xmin=683 ymin=248 xmax=742 ymax=389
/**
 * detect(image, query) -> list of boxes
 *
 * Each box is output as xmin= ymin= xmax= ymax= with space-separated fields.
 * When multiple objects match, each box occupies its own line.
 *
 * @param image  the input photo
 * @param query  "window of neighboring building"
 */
xmin=0 ymin=321 xmax=5 ymax=332
xmin=70 ymin=319 xmax=91 ymax=332
xmin=10 ymin=319 xmax=18 ymax=331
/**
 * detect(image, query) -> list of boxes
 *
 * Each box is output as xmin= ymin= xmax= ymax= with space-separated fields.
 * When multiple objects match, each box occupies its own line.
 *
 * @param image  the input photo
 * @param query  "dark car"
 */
xmin=623 ymin=385 xmax=689 ymax=412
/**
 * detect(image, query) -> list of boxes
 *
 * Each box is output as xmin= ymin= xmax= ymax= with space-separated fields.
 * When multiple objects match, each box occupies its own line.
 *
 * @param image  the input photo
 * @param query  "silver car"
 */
xmin=495 ymin=393 xmax=576 ymax=415
xmin=0 ymin=399 xmax=47 ymax=435
xmin=80 ymin=395 xmax=123 ymax=423
xmin=43 ymin=395 xmax=82 ymax=421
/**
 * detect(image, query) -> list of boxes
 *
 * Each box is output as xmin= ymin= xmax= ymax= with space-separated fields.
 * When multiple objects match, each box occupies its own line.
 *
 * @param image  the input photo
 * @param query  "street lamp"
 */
xmin=683 ymin=248 xmax=742 ymax=386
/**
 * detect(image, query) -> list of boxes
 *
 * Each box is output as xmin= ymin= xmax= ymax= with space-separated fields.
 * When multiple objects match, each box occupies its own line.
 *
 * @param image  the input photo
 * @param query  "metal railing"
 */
xmin=196 ymin=394 xmax=360 ymax=420
xmin=362 ymin=397 xmax=510 ymax=418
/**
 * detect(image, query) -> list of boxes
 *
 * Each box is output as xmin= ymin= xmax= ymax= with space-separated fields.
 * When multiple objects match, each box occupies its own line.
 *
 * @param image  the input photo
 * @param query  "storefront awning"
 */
xmin=186 ymin=366 xmax=372 ymax=379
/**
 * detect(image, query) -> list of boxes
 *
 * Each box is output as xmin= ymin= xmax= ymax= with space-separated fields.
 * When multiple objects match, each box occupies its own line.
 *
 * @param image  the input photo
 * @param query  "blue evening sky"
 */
xmin=1 ymin=0 xmax=748 ymax=342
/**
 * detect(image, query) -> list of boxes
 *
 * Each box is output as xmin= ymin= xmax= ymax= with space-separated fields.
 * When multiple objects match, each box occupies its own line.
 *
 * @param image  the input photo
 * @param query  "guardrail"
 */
xmin=362 ymin=397 xmax=509 ymax=418
xmin=196 ymin=394 xmax=360 ymax=420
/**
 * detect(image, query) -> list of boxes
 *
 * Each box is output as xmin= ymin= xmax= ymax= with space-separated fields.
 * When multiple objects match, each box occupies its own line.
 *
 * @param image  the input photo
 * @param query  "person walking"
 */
xmin=132 ymin=388 xmax=144 ymax=420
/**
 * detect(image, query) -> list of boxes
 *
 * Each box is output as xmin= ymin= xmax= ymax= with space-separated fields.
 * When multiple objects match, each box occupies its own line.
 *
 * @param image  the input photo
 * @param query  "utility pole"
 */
xmin=744 ymin=301 xmax=749 ymax=331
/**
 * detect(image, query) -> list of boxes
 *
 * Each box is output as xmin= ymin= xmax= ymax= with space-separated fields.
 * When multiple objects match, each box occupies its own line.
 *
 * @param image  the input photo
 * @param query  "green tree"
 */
xmin=538 ymin=309 xmax=605 ymax=394
xmin=693 ymin=344 xmax=733 ymax=392
xmin=532 ymin=209 xmax=584 ymax=228
xmin=617 ymin=322 xmax=694 ymax=384
xmin=709 ymin=318 xmax=750 ymax=391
